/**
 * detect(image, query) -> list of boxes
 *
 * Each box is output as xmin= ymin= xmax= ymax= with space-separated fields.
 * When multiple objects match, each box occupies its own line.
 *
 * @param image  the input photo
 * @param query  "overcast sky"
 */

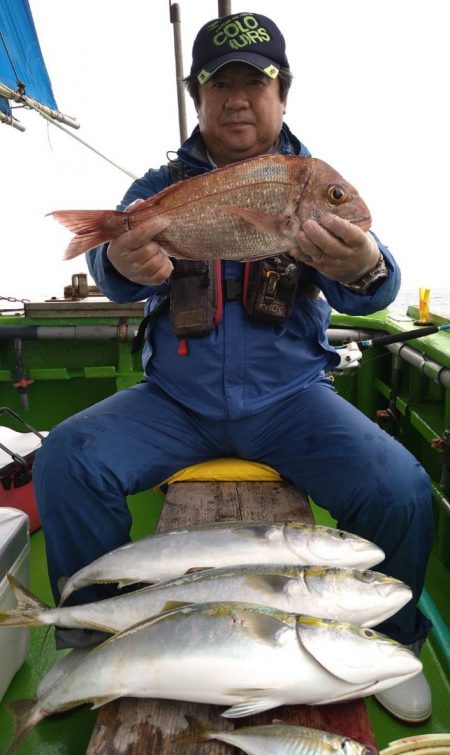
xmin=1 ymin=0 xmax=448 ymax=308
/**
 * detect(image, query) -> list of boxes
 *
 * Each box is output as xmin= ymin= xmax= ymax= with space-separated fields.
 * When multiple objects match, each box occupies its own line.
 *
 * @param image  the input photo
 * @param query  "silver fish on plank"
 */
xmin=178 ymin=715 xmax=375 ymax=754
xmin=4 ymin=603 xmax=421 ymax=754
xmin=57 ymin=521 xmax=385 ymax=604
xmin=48 ymin=155 xmax=372 ymax=260
xmin=0 ymin=564 xmax=411 ymax=634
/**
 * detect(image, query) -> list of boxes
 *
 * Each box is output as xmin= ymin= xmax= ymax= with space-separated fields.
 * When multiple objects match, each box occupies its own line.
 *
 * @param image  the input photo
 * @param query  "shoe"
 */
xmin=374 ymin=641 xmax=432 ymax=722
xmin=37 ymin=646 xmax=92 ymax=697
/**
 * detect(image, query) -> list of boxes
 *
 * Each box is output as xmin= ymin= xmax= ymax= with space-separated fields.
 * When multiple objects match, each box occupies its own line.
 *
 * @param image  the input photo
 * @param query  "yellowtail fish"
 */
xmin=58 ymin=521 xmax=385 ymax=604
xmin=178 ymin=715 xmax=375 ymax=754
xmin=48 ymin=154 xmax=372 ymax=260
xmin=4 ymin=603 xmax=421 ymax=755
xmin=0 ymin=564 xmax=411 ymax=634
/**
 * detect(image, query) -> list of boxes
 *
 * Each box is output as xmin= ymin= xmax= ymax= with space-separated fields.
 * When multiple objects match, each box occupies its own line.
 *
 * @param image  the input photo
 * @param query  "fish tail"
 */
xmin=4 ymin=698 xmax=41 ymax=755
xmin=174 ymin=715 xmax=213 ymax=744
xmin=0 ymin=575 xmax=49 ymax=627
xmin=47 ymin=209 xmax=124 ymax=259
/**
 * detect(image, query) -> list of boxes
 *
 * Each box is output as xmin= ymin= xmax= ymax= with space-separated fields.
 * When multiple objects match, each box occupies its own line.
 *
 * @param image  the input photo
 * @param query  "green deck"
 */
xmin=0 ymin=302 xmax=449 ymax=752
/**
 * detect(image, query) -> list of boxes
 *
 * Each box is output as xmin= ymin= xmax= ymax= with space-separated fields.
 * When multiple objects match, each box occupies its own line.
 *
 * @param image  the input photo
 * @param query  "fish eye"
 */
xmin=362 ymin=628 xmax=376 ymax=639
xmin=327 ymin=185 xmax=347 ymax=204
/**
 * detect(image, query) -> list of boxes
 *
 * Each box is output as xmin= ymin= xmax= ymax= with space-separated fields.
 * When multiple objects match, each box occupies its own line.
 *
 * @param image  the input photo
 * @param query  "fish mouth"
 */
xmin=353 ymin=214 xmax=372 ymax=231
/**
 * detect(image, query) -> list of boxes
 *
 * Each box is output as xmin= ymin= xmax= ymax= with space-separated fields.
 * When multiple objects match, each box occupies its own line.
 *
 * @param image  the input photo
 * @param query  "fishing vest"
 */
xmin=132 ymin=160 xmax=319 ymax=353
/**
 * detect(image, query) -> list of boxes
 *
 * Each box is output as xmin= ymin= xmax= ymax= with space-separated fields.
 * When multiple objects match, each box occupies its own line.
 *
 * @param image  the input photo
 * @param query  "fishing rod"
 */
xmin=356 ymin=322 xmax=450 ymax=349
xmin=333 ymin=322 xmax=450 ymax=376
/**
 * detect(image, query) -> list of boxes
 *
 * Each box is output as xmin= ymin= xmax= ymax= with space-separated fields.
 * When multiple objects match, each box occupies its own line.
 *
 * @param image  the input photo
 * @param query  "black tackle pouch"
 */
xmin=242 ymin=254 xmax=302 ymax=325
xmin=170 ymin=259 xmax=223 ymax=336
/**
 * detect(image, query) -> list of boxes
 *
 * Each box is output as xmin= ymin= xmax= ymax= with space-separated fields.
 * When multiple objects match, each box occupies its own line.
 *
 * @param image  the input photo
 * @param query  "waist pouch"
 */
xmin=242 ymin=255 xmax=302 ymax=324
xmin=170 ymin=259 xmax=223 ymax=336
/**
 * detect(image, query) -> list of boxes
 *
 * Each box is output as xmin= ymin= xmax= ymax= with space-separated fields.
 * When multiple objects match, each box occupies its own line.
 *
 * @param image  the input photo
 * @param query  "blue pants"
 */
xmin=33 ymin=379 xmax=433 ymax=646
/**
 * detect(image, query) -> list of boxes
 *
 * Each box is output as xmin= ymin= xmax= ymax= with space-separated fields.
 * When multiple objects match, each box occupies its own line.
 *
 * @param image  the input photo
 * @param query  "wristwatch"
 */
xmin=343 ymin=254 xmax=388 ymax=294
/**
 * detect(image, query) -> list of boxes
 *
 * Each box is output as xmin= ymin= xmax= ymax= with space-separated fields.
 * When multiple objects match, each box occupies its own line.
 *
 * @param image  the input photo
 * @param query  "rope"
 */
xmin=26 ymin=99 xmax=138 ymax=180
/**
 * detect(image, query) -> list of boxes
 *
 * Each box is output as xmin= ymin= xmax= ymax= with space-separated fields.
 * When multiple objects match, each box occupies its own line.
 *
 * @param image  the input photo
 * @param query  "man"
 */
xmin=34 ymin=11 xmax=433 ymax=723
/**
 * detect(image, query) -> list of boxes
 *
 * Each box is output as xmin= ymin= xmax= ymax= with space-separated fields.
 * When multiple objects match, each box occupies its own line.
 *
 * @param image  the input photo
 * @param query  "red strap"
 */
xmin=213 ymin=259 xmax=223 ymax=326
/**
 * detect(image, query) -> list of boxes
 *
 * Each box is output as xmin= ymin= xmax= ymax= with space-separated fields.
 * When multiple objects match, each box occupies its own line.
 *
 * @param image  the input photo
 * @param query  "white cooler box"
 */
xmin=0 ymin=507 xmax=30 ymax=700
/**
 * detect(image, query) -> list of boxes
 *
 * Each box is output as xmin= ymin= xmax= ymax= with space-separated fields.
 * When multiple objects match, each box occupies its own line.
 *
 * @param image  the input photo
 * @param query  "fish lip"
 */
xmin=353 ymin=214 xmax=372 ymax=229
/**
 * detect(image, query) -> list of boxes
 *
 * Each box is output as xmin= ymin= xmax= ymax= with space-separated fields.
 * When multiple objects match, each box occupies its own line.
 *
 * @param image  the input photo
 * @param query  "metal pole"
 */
xmin=0 ymin=83 xmax=79 ymax=128
xmin=169 ymin=1 xmax=188 ymax=145
xmin=218 ymin=1 xmax=232 ymax=15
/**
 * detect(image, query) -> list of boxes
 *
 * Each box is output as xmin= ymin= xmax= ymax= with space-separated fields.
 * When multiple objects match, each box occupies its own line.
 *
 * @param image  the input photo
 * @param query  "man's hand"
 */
xmin=289 ymin=213 xmax=381 ymax=284
xmin=107 ymin=200 xmax=173 ymax=285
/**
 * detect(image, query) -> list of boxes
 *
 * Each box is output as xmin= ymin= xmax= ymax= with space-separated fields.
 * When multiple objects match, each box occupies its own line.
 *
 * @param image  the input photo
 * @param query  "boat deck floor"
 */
xmin=0 ymin=487 xmax=449 ymax=754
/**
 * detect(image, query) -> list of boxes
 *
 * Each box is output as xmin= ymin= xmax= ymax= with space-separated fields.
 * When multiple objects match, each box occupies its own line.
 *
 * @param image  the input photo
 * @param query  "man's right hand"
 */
xmin=107 ymin=201 xmax=173 ymax=285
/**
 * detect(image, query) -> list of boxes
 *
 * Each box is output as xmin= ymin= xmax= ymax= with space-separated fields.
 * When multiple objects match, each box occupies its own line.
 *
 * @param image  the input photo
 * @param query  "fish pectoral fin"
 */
xmin=90 ymin=694 xmax=123 ymax=711
xmin=223 ymin=205 xmax=300 ymax=240
xmin=161 ymin=600 xmax=193 ymax=612
xmin=245 ymin=575 xmax=292 ymax=594
xmin=221 ymin=689 xmax=280 ymax=718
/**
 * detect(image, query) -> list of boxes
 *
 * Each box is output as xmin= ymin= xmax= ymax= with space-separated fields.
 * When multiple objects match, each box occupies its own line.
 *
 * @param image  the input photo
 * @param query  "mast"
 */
xmin=218 ymin=1 xmax=232 ymax=15
xmin=170 ymin=1 xmax=232 ymax=146
xmin=169 ymin=1 xmax=188 ymax=144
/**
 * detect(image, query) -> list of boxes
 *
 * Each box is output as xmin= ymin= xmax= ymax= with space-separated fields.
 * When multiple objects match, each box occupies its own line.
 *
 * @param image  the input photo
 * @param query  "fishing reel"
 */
xmin=334 ymin=341 xmax=363 ymax=371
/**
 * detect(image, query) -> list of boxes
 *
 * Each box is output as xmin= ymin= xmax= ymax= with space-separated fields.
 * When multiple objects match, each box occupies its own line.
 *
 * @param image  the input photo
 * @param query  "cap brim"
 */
xmin=196 ymin=52 xmax=281 ymax=84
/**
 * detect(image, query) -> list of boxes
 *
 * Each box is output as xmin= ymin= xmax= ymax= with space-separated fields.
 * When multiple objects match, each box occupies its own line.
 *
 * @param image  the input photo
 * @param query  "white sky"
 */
xmin=1 ymin=0 xmax=449 ymax=305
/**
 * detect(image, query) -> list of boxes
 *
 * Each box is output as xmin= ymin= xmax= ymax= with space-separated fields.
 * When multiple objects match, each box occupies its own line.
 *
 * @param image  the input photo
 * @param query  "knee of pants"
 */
xmin=34 ymin=416 xmax=86 ymax=475
xmin=33 ymin=415 xmax=114 ymax=510
xmin=381 ymin=460 xmax=432 ymax=520
xmin=351 ymin=466 xmax=432 ymax=556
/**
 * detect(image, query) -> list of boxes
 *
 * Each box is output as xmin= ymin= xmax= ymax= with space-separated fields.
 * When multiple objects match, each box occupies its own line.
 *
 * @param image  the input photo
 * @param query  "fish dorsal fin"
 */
xmin=184 ymin=566 xmax=211 ymax=574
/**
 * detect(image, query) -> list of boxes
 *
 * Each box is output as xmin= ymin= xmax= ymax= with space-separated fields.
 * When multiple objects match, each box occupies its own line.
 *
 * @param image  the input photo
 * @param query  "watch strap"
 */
xmin=343 ymin=254 xmax=388 ymax=294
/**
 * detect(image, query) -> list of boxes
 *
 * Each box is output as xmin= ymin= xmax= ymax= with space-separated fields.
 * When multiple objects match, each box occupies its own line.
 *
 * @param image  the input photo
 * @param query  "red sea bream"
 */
xmin=49 ymin=155 xmax=372 ymax=260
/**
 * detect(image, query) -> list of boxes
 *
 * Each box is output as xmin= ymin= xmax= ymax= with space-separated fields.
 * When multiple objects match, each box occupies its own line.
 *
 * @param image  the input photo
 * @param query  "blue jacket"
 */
xmin=87 ymin=124 xmax=401 ymax=420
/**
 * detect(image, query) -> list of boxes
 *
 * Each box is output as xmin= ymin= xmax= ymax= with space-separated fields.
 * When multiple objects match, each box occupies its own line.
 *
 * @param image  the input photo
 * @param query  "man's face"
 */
xmin=196 ymin=63 xmax=286 ymax=166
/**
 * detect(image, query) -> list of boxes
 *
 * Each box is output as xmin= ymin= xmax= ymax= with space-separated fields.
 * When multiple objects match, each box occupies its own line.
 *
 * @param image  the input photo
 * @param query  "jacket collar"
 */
xmin=174 ymin=122 xmax=311 ymax=174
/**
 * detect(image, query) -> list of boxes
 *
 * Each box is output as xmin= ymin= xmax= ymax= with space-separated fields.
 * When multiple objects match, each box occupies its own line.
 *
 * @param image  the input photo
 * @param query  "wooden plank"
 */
xmin=158 ymin=480 xmax=314 ymax=527
xmin=87 ymin=480 xmax=379 ymax=755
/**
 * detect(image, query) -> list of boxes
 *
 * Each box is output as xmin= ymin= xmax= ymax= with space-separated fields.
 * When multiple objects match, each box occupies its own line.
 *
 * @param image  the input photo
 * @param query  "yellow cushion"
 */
xmin=159 ymin=458 xmax=281 ymax=489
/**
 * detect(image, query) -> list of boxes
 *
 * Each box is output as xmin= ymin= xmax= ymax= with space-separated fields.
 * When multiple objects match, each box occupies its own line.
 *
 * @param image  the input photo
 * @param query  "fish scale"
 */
xmin=48 ymin=154 xmax=372 ymax=260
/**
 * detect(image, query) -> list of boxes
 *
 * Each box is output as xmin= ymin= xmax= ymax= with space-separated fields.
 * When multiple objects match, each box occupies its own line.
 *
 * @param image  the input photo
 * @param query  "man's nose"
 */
xmin=224 ymin=89 xmax=250 ymax=108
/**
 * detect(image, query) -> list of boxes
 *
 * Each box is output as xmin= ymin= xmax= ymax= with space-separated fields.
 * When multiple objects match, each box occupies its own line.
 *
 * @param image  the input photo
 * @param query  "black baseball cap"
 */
xmin=190 ymin=12 xmax=290 ymax=85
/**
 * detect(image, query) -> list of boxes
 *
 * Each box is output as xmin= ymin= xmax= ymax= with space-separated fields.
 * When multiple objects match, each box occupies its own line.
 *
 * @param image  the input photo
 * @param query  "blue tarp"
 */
xmin=0 ymin=0 xmax=58 ymax=114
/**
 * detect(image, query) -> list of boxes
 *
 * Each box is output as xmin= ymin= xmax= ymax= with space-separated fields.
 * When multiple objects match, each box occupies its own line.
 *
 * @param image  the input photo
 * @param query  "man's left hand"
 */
xmin=289 ymin=213 xmax=381 ymax=284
